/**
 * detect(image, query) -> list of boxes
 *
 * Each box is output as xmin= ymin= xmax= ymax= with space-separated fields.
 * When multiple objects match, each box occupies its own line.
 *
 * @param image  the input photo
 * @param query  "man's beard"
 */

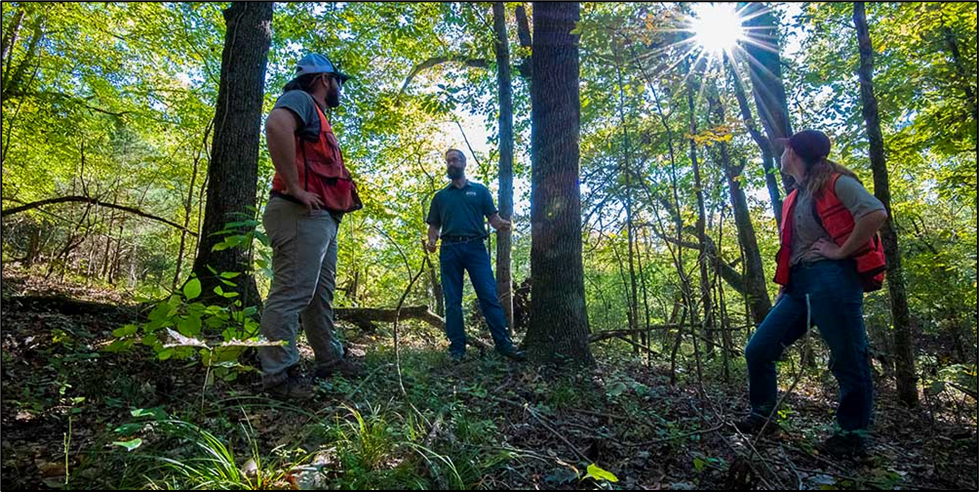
xmin=447 ymin=167 xmax=464 ymax=180
xmin=326 ymin=90 xmax=341 ymax=108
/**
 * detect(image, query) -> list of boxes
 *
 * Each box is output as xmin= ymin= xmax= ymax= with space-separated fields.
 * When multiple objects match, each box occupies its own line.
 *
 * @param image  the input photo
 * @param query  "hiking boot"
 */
xmin=264 ymin=375 xmax=315 ymax=400
xmin=818 ymin=432 xmax=869 ymax=459
xmin=314 ymin=359 xmax=364 ymax=379
xmin=734 ymin=414 xmax=780 ymax=436
xmin=497 ymin=346 xmax=526 ymax=362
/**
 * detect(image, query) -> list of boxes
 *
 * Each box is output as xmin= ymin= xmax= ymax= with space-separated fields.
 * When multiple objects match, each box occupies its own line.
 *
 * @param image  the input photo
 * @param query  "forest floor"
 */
xmin=2 ymin=268 xmax=976 ymax=490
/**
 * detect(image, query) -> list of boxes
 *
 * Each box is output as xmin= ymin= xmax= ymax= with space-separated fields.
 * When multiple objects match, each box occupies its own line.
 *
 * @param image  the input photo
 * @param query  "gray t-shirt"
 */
xmin=272 ymin=90 xmax=323 ymax=141
xmin=790 ymin=175 xmax=885 ymax=266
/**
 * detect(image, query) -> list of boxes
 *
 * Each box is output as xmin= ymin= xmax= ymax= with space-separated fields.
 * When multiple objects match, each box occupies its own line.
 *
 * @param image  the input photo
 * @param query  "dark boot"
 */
xmin=734 ymin=414 xmax=780 ymax=436
xmin=818 ymin=432 xmax=869 ymax=459
xmin=264 ymin=375 xmax=315 ymax=400
xmin=314 ymin=359 xmax=364 ymax=379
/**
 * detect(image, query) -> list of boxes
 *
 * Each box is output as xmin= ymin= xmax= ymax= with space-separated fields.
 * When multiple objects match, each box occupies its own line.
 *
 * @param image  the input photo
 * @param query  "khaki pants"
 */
xmin=259 ymin=197 xmax=343 ymax=387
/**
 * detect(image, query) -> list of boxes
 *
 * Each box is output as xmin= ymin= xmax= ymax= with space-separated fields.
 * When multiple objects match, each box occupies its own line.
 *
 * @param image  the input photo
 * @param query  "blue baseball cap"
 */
xmin=294 ymin=53 xmax=350 ymax=84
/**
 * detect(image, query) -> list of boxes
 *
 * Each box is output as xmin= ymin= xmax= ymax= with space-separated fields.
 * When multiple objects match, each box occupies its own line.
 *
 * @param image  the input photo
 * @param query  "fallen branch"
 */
xmin=335 ymin=306 xmax=444 ymax=331
xmin=490 ymin=396 xmax=590 ymax=463
xmin=589 ymin=325 xmax=688 ymax=343
xmin=600 ymin=334 xmax=662 ymax=358
xmin=335 ymin=305 xmax=494 ymax=353
xmin=624 ymin=423 xmax=725 ymax=447
xmin=2 ymin=195 xmax=197 ymax=236
xmin=949 ymin=382 xmax=977 ymax=399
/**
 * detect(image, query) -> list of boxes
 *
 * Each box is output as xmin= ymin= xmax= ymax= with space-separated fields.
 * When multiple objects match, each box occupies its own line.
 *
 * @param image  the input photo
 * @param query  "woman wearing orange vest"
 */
xmin=737 ymin=130 xmax=888 ymax=458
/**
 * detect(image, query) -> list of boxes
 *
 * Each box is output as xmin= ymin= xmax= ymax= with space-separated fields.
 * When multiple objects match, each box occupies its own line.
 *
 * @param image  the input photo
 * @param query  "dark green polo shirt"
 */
xmin=426 ymin=181 xmax=497 ymax=239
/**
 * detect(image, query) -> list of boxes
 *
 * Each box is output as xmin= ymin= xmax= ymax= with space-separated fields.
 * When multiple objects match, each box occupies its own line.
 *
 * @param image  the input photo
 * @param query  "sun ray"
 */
xmin=687 ymin=3 xmax=745 ymax=56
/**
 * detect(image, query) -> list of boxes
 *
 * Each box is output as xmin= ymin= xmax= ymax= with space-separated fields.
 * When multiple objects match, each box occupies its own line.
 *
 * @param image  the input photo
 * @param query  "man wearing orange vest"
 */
xmin=737 ymin=130 xmax=888 ymax=458
xmin=259 ymin=54 xmax=363 ymax=399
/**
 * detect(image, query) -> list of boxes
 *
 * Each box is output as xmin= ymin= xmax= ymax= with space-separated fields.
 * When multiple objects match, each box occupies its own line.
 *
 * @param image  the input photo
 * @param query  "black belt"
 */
xmin=442 ymin=235 xmax=485 ymax=243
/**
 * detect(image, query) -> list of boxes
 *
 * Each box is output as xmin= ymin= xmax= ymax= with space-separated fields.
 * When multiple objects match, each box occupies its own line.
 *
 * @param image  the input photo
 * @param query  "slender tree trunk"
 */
xmin=25 ymin=224 xmax=41 ymax=268
xmin=715 ymin=209 xmax=732 ymax=383
xmin=686 ymin=74 xmax=715 ymax=357
xmin=707 ymin=87 xmax=772 ymax=326
xmin=515 ymin=4 xmax=532 ymax=78
xmin=493 ymin=2 xmax=515 ymax=332
xmin=100 ymin=197 xmax=116 ymax=278
xmin=173 ymin=122 xmax=209 ymax=291
xmin=191 ymin=2 xmax=272 ymax=305
xmin=635 ymin=225 xmax=653 ymax=362
xmin=615 ymin=63 xmax=641 ymax=350
xmin=940 ymin=23 xmax=977 ymax=132
xmin=853 ymin=1 xmax=919 ymax=407
xmin=109 ymin=224 xmax=123 ymax=284
xmin=524 ymin=1 xmax=593 ymax=365
xmin=725 ymin=54 xmax=783 ymax=225
xmin=742 ymin=2 xmax=794 ymax=191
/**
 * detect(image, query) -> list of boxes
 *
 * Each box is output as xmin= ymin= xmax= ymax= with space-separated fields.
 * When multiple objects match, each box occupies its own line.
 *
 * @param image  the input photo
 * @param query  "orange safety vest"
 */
xmin=271 ymin=98 xmax=362 ymax=213
xmin=774 ymin=173 xmax=887 ymax=292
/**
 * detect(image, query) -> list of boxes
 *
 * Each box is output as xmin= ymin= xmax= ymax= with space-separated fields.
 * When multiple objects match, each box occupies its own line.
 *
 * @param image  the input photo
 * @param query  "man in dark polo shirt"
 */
xmin=426 ymin=149 xmax=524 ymax=362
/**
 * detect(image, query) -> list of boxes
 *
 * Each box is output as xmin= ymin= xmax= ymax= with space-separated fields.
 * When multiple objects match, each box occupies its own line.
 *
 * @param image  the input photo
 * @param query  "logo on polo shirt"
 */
xmin=466 ymin=191 xmax=478 ymax=197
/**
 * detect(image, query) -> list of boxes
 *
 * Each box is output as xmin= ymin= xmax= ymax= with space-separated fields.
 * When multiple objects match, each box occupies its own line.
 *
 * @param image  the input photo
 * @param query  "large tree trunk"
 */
xmin=493 ymin=2 xmax=515 ymax=332
xmin=742 ymin=2 xmax=794 ymax=191
xmin=191 ymin=2 xmax=272 ymax=305
xmin=524 ymin=1 xmax=593 ymax=365
xmin=853 ymin=1 xmax=919 ymax=407
xmin=707 ymin=87 xmax=772 ymax=326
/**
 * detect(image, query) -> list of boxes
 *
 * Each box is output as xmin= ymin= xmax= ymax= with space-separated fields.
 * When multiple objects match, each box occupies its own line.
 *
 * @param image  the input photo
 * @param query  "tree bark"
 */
xmin=615 ymin=63 xmax=641 ymax=349
xmin=741 ymin=2 xmax=794 ymax=191
xmin=707 ymin=87 xmax=772 ymax=326
xmin=524 ymin=1 xmax=593 ymax=365
xmin=853 ymin=1 xmax=919 ymax=407
xmin=686 ymin=74 xmax=715 ymax=358
xmin=493 ymin=2 xmax=515 ymax=332
xmin=191 ymin=2 xmax=272 ymax=305
xmin=725 ymin=54 xmax=783 ymax=225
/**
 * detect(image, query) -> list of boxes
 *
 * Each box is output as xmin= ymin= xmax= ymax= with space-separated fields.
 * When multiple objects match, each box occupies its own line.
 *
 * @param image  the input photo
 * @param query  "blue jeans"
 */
xmin=745 ymin=260 xmax=873 ymax=431
xmin=439 ymin=239 xmax=514 ymax=356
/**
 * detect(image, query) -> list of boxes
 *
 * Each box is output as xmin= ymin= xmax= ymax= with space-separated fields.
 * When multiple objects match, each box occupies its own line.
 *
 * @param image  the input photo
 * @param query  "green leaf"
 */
xmin=177 ymin=315 xmax=203 ymax=337
xmin=183 ymin=278 xmax=202 ymax=300
xmin=112 ymin=438 xmax=142 ymax=452
xmin=157 ymin=348 xmax=175 ymax=361
xmin=584 ymin=464 xmax=618 ymax=483
xmin=606 ymin=381 xmax=628 ymax=398
xmin=103 ymin=339 xmax=134 ymax=353
xmin=113 ymin=423 xmax=143 ymax=435
xmin=219 ymin=271 xmax=241 ymax=279
xmin=214 ymin=286 xmax=238 ymax=298
xmin=131 ymin=407 xmax=167 ymax=420
xmin=112 ymin=324 xmax=139 ymax=338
